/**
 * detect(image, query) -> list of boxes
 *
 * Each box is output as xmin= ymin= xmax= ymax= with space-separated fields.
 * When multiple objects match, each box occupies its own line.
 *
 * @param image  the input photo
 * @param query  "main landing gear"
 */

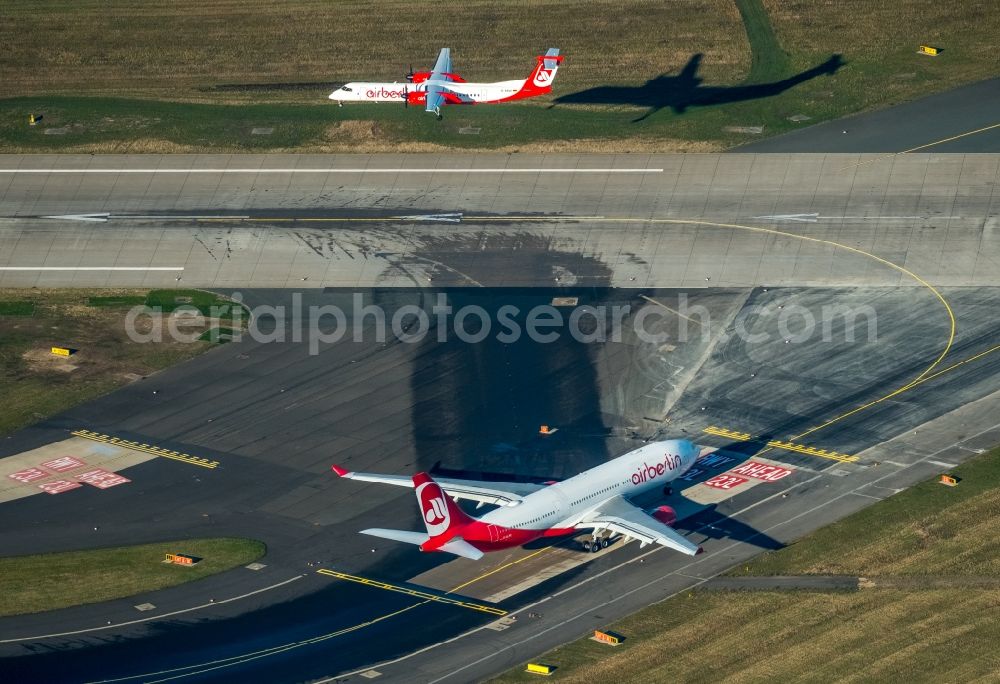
xmin=582 ymin=534 xmax=612 ymax=553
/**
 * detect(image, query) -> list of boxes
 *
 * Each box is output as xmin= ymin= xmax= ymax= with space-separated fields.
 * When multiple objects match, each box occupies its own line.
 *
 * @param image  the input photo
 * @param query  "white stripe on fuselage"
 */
xmin=329 ymin=79 xmax=525 ymax=103
xmin=480 ymin=440 xmax=698 ymax=532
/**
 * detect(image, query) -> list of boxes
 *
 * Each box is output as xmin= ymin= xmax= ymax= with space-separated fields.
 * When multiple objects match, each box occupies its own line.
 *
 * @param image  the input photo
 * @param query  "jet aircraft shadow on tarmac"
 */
xmin=553 ymin=53 xmax=845 ymax=122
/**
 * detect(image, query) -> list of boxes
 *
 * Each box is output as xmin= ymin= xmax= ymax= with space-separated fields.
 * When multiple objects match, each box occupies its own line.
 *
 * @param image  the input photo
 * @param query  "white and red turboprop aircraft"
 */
xmin=332 ymin=439 xmax=703 ymax=560
xmin=328 ymin=48 xmax=562 ymax=119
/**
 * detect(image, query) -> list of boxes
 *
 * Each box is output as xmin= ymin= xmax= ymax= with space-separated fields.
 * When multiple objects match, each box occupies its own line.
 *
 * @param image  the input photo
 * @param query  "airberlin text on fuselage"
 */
xmin=631 ymin=453 xmax=682 ymax=485
xmin=366 ymin=86 xmax=406 ymax=99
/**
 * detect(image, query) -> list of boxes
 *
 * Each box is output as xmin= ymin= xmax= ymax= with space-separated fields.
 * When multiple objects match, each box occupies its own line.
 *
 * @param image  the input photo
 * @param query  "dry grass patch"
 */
xmin=0 ymin=0 xmax=747 ymax=102
xmin=0 ymin=288 xmax=237 ymax=436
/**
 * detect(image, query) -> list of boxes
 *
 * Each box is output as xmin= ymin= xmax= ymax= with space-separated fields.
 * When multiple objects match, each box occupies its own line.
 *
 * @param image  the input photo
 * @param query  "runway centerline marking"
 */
xmin=72 ymin=430 xmax=219 ymax=469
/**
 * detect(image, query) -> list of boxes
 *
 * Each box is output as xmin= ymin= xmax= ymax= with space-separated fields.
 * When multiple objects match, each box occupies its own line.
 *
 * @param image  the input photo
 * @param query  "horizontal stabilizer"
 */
xmin=360 ymin=528 xmax=484 ymax=560
xmin=439 ymin=537 xmax=485 ymax=560
xmin=360 ymin=528 xmax=429 ymax=546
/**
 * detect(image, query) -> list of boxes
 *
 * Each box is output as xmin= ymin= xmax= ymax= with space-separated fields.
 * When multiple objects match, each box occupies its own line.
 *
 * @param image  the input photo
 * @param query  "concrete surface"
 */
xmin=0 ymin=153 xmax=997 ymax=289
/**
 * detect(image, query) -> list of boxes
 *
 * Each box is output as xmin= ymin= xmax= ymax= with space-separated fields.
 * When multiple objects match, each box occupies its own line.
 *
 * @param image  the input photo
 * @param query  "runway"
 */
xmin=0 ymin=152 xmax=998 ymax=683
xmin=0 ymin=153 xmax=997 ymax=288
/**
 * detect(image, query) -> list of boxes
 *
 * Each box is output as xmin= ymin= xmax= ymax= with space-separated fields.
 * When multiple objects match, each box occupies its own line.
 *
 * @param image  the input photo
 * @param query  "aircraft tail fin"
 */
xmin=515 ymin=48 xmax=562 ymax=97
xmin=413 ymin=471 xmax=476 ymax=542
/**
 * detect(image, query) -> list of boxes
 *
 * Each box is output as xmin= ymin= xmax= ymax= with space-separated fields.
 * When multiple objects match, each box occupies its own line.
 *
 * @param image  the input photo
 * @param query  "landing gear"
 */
xmin=583 ymin=533 xmax=612 ymax=553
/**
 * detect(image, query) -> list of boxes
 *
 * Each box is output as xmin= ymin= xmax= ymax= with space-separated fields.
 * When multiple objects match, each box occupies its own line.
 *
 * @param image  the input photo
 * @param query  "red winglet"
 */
xmin=331 ymin=465 xmax=350 ymax=477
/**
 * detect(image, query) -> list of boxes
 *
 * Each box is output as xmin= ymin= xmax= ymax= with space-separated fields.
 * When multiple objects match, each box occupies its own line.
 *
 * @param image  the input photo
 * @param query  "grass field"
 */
xmin=0 ymin=288 xmax=243 ymax=437
xmin=1 ymin=0 xmax=996 ymax=152
xmin=493 ymin=447 xmax=1000 ymax=682
xmin=0 ymin=538 xmax=265 ymax=617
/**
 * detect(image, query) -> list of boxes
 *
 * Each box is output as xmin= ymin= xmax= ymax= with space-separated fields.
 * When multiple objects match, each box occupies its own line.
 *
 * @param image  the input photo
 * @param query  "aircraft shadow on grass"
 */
xmin=553 ymin=53 xmax=845 ymax=122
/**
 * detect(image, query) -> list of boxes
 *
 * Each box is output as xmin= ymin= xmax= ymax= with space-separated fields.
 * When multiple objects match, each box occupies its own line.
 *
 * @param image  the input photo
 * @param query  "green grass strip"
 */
xmin=0 ymin=537 xmax=265 ymax=617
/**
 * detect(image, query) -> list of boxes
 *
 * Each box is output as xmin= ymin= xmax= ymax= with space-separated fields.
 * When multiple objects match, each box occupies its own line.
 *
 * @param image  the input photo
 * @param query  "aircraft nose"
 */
xmin=682 ymin=440 xmax=701 ymax=468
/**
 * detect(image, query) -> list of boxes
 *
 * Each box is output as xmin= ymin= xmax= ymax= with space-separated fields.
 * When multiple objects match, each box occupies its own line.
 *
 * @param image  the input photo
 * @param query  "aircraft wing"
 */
xmin=332 ymin=464 xmax=543 ymax=506
xmin=430 ymin=47 xmax=452 ymax=79
xmin=424 ymin=83 xmax=447 ymax=115
xmin=424 ymin=48 xmax=453 ymax=115
xmin=577 ymin=495 xmax=702 ymax=556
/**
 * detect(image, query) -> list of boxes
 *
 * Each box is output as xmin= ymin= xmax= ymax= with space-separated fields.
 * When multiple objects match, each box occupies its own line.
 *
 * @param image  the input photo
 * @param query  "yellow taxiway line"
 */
xmin=71 ymin=429 xmax=219 ymax=469
xmin=702 ymin=426 xmax=859 ymax=463
xmin=316 ymin=569 xmax=507 ymax=616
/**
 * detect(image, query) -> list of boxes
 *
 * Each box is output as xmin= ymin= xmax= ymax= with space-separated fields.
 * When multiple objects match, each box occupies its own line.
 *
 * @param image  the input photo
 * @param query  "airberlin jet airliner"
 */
xmin=332 ymin=439 xmax=703 ymax=560
xmin=329 ymin=48 xmax=562 ymax=118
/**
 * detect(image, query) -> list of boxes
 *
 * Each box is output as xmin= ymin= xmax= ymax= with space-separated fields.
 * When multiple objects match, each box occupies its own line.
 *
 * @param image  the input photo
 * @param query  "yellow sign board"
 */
xmin=918 ymin=45 xmax=940 ymax=56
xmin=51 ymin=346 xmax=72 ymax=357
xmin=594 ymin=630 xmax=622 ymax=645
xmin=526 ymin=663 xmax=554 ymax=675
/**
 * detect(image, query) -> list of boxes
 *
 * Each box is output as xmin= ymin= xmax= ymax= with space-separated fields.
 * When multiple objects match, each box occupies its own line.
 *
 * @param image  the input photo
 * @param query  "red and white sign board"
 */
xmin=38 ymin=480 xmax=83 ymax=495
xmin=40 ymin=456 xmax=86 ymax=473
xmin=76 ymin=469 xmax=131 ymax=489
xmin=8 ymin=467 xmax=49 ymax=484
xmin=704 ymin=473 xmax=749 ymax=490
xmin=730 ymin=461 xmax=794 ymax=482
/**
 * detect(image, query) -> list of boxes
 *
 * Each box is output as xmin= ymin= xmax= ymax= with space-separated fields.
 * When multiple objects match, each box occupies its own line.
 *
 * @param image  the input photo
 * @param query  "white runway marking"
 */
xmin=0 ymin=266 xmax=184 ymax=271
xmin=0 ymin=168 xmax=662 ymax=174
xmin=0 ymin=575 xmax=304 ymax=644
xmin=752 ymin=212 xmax=961 ymax=223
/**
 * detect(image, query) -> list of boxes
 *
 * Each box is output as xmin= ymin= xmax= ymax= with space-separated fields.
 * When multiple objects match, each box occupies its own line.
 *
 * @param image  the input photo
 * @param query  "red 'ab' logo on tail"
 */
xmin=417 ymin=482 xmax=451 ymax=536
xmin=532 ymin=67 xmax=556 ymax=88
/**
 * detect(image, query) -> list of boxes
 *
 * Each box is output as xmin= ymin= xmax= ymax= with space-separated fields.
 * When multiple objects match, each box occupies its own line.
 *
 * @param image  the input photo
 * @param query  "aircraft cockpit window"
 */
xmin=342 ymin=87 xmax=352 ymax=92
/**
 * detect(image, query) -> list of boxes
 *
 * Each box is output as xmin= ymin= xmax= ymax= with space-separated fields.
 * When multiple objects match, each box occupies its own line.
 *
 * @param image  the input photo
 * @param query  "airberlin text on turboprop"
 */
xmin=631 ymin=453 xmax=682 ymax=485
xmin=366 ymin=86 xmax=407 ymax=99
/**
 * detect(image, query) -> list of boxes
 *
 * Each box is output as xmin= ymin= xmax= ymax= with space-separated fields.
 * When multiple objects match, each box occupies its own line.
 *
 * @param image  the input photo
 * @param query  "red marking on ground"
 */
xmin=77 ymin=469 xmax=131 ymax=489
xmin=38 ymin=480 xmax=83 ymax=494
xmin=40 ymin=456 xmax=86 ymax=473
xmin=8 ymin=467 xmax=49 ymax=484
xmin=730 ymin=461 xmax=794 ymax=482
xmin=703 ymin=473 xmax=749 ymax=490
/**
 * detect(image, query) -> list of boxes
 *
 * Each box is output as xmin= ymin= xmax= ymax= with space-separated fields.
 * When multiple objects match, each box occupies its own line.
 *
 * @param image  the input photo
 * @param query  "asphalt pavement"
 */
xmin=1 ymin=80 xmax=999 ymax=683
